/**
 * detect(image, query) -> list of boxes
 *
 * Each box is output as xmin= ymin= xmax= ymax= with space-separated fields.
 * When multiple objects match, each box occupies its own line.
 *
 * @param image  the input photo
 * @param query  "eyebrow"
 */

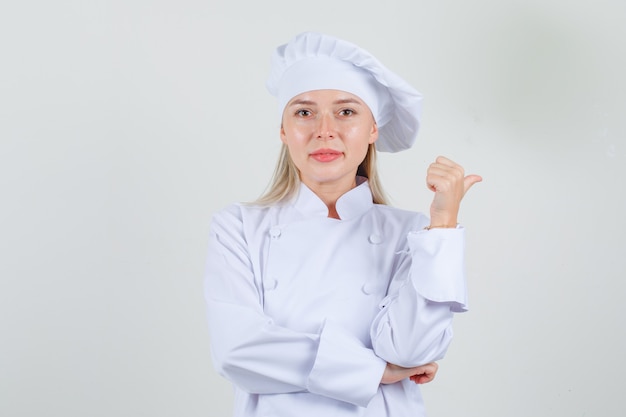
xmin=287 ymin=97 xmax=365 ymax=107
xmin=334 ymin=98 xmax=364 ymax=105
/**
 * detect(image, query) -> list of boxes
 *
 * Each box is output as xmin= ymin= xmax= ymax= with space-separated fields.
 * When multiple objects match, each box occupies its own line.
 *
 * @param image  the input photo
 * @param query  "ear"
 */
xmin=369 ymin=122 xmax=379 ymax=144
xmin=280 ymin=124 xmax=287 ymax=144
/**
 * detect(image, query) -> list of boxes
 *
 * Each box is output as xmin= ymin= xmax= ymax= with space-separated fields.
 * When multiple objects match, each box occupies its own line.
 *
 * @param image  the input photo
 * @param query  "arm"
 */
xmin=204 ymin=206 xmax=386 ymax=406
xmin=370 ymin=227 xmax=466 ymax=367
xmin=370 ymin=157 xmax=481 ymax=367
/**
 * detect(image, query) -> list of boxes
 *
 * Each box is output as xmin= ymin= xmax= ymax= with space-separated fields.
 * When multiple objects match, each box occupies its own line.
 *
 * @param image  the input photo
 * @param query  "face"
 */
xmin=280 ymin=89 xmax=378 ymax=193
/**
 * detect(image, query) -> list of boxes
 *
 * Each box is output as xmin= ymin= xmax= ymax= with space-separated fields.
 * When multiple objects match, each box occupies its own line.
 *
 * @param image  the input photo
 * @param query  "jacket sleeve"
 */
xmin=369 ymin=227 xmax=468 ymax=368
xmin=204 ymin=206 xmax=387 ymax=407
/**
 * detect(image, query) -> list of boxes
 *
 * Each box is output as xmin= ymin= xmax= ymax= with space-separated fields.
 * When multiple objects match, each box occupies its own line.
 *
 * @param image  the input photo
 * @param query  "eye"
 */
xmin=295 ymin=109 xmax=312 ymax=117
xmin=339 ymin=108 xmax=355 ymax=116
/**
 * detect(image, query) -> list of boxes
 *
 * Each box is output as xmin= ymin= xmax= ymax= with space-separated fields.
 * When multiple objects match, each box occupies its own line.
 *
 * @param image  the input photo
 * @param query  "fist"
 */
xmin=426 ymin=156 xmax=482 ymax=228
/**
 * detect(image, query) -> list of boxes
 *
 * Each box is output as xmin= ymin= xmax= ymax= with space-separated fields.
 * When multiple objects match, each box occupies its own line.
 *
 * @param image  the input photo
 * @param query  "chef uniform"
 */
xmin=204 ymin=32 xmax=469 ymax=417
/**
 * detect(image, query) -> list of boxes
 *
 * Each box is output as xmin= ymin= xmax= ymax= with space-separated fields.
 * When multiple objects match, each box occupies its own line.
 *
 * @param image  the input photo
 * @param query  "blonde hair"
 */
xmin=253 ymin=143 xmax=389 ymax=206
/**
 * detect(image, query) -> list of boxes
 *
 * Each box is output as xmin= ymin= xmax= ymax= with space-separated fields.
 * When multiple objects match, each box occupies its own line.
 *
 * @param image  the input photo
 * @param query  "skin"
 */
xmin=280 ymin=89 xmax=378 ymax=219
xmin=280 ymin=89 xmax=482 ymax=385
xmin=427 ymin=156 xmax=483 ymax=228
xmin=381 ymin=362 xmax=439 ymax=385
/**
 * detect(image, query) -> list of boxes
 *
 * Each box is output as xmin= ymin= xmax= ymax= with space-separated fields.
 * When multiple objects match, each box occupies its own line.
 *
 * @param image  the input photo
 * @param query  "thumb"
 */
xmin=463 ymin=174 xmax=483 ymax=194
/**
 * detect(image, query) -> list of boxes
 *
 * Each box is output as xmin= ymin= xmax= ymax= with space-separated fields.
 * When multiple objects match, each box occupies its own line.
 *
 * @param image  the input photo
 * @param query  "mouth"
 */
xmin=311 ymin=148 xmax=341 ymax=155
xmin=310 ymin=148 xmax=343 ymax=162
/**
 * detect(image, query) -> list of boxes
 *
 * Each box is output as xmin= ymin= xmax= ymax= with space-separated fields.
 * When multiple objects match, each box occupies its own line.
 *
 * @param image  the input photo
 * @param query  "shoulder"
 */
xmin=210 ymin=202 xmax=282 ymax=235
xmin=371 ymin=204 xmax=430 ymax=230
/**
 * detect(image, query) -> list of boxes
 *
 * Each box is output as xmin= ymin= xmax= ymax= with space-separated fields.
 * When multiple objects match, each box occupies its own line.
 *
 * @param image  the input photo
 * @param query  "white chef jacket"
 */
xmin=204 ymin=178 xmax=467 ymax=417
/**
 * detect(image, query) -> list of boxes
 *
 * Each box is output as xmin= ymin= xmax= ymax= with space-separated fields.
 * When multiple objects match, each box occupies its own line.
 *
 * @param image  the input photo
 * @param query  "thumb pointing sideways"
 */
xmin=463 ymin=174 xmax=483 ymax=195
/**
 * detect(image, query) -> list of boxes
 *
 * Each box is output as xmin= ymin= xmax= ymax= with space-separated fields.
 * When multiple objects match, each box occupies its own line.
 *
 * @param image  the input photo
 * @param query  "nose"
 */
xmin=316 ymin=112 xmax=335 ymax=140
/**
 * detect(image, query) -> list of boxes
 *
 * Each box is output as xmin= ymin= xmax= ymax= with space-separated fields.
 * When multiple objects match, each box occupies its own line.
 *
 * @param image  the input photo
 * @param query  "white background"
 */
xmin=2 ymin=1 xmax=625 ymax=416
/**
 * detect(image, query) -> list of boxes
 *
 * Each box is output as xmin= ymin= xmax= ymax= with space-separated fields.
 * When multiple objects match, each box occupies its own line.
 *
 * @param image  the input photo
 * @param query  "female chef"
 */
xmin=204 ymin=32 xmax=482 ymax=417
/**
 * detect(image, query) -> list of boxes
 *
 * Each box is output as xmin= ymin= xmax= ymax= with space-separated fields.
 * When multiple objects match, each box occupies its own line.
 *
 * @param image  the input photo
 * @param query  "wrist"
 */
xmin=424 ymin=223 xmax=458 ymax=230
xmin=427 ymin=213 xmax=458 ymax=230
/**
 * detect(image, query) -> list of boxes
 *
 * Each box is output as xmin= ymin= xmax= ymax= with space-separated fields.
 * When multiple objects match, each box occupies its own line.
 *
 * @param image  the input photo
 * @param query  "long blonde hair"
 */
xmin=253 ymin=143 xmax=389 ymax=206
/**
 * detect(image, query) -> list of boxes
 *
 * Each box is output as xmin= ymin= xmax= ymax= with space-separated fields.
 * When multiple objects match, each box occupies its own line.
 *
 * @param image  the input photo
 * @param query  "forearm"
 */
xmin=207 ymin=298 xmax=318 ymax=394
xmin=370 ymin=227 xmax=467 ymax=367
xmin=205 ymin=208 xmax=386 ymax=406
xmin=370 ymin=284 xmax=455 ymax=367
xmin=208 ymin=299 xmax=386 ymax=406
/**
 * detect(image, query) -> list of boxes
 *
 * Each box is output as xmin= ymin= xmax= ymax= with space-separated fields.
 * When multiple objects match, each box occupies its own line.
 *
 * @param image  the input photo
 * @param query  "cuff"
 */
xmin=408 ymin=226 xmax=468 ymax=312
xmin=307 ymin=319 xmax=386 ymax=407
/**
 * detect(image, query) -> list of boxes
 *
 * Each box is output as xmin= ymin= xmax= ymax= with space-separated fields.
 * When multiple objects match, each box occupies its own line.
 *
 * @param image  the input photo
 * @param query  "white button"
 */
xmin=269 ymin=227 xmax=281 ymax=239
xmin=362 ymin=283 xmax=375 ymax=294
xmin=368 ymin=234 xmax=382 ymax=244
xmin=265 ymin=279 xmax=278 ymax=290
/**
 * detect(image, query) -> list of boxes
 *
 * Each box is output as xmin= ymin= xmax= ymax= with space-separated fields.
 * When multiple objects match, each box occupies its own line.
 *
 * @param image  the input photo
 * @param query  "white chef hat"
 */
xmin=266 ymin=31 xmax=423 ymax=153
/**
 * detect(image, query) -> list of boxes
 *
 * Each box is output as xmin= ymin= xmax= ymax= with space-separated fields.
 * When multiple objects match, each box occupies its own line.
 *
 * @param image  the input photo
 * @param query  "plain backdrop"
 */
xmin=2 ymin=1 xmax=625 ymax=416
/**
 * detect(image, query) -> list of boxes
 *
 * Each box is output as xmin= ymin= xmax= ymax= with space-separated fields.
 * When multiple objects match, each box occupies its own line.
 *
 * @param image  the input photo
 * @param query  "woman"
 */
xmin=204 ymin=32 xmax=481 ymax=416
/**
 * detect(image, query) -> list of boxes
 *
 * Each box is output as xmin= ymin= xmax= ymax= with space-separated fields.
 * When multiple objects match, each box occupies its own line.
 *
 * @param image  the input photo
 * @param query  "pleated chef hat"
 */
xmin=266 ymin=32 xmax=423 ymax=153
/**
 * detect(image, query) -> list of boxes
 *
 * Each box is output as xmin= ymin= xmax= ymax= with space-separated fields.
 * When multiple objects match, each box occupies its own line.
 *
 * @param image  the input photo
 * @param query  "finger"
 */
xmin=463 ymin=174 xmax=483 ymax=193
xmin=421 ymin=376 xmax=435 ymax=384
xmin=410 ymin=373 xmax=435 ymax=384
xmin=426 ymin=167 xmax=457 ymax=184
xmin=427 ymin=164 xmax=465 ymax=190
xmin=429 ymin=162 xmax=464 ymax=178
xmin=435 ymin=155 xmax=458 ymax=167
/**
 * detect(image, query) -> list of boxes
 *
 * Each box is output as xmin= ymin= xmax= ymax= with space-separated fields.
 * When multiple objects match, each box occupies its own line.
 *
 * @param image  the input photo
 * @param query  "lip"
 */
xmin=310 ymin=148 xmax=343 ymax=162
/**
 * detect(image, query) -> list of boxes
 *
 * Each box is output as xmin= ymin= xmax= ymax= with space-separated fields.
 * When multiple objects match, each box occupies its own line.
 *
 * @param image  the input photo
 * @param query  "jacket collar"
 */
xmin=291 ymin=177 xmax=374 ymax=220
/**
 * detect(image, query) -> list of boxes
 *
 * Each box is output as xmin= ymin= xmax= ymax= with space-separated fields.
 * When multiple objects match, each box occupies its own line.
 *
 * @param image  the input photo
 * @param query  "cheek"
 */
xmin=282 ymin=125 xmax=309 ymax=146
xmin=349 ymin=126 xmax=376 ymax=147
xmin=281 ymin=131 xmax=307 ymax=162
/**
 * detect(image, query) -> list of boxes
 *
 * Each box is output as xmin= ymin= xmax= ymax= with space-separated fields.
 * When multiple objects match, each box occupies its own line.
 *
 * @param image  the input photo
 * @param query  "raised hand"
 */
xmin=426 ymin=156 xmax=482 ymax=228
